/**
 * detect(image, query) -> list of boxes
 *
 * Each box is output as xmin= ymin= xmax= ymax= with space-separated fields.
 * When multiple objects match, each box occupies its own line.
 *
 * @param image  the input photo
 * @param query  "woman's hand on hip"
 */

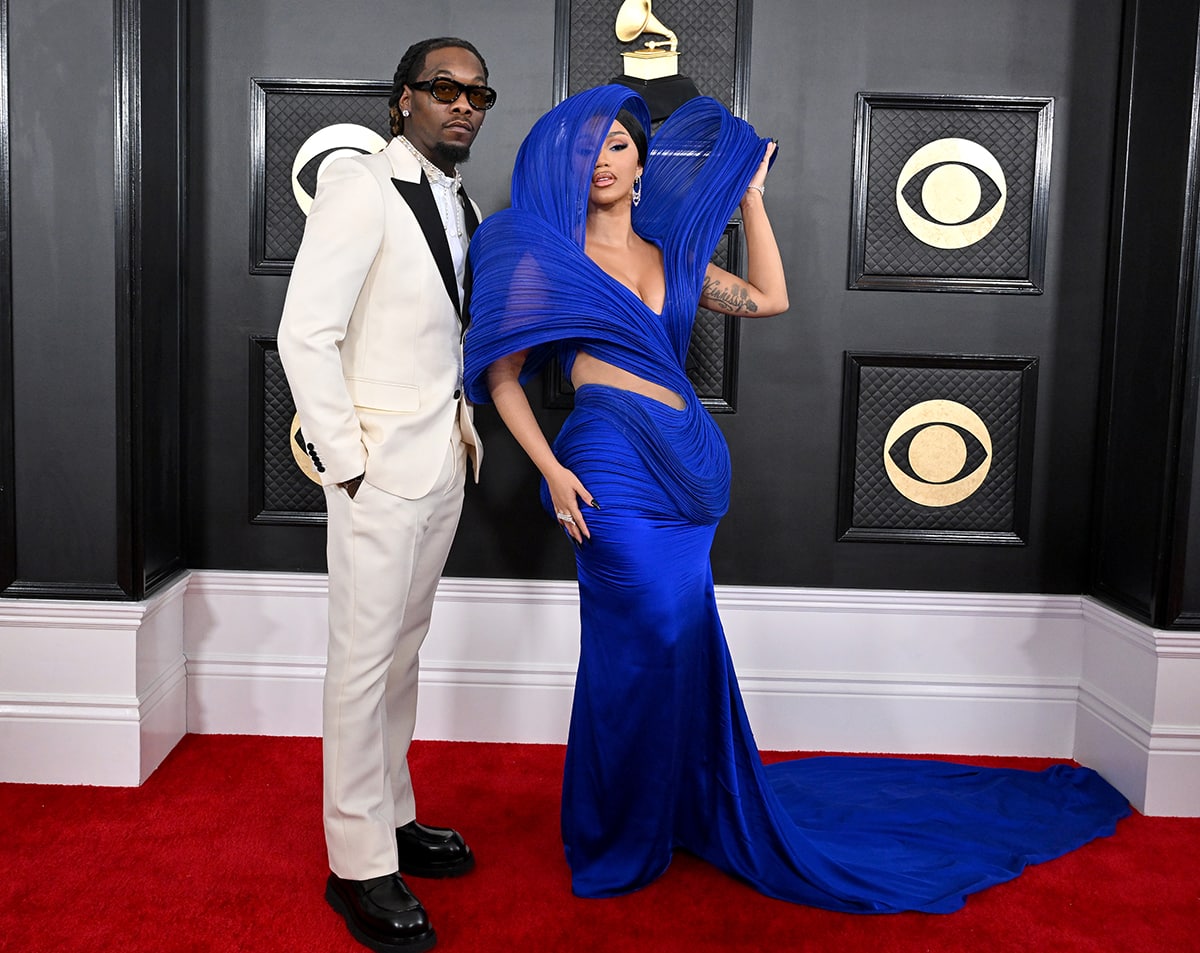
xmin=545 ymin=463 xmax=598 ymax=545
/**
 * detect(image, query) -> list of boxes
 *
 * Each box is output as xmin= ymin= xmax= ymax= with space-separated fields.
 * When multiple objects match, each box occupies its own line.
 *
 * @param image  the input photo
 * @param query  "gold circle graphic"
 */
xmin=883 ymin=400 xmax=992 ymax=507
xmin=907 ymin=424 xmax=968 ymax=483
xmin=921 ymin=165 xmax=981 ymax=225
xmin=895 ymin=138 xmax=1006 ymax=249
xmin=291 ymin=123 xmax=389 ymax=215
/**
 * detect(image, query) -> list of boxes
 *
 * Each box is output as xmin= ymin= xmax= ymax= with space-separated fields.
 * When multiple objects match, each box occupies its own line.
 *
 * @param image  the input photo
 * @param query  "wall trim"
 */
xmin=113 ymin=0 xmax=143 ymax=598
xmin=1075 ymin=598 xmax=1200 ymax=815
xmin=0 ymin=574 xmax=187 ymax=784
xmin=184 ymin=572 xmax=1089 ymax=746
xmin=1075 ymin=681 xmax=1199 ymax=757
xmin=4 ymin=570 xmax=1196 ymax=814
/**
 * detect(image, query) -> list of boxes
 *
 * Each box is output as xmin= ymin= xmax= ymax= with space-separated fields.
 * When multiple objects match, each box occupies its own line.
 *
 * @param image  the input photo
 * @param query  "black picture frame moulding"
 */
xmin=249 ymin=78 xmax=391 ymax=275
xmin=838 ymin=351 xmax=1039 ymax=546
xmin=849 ymin=92 xmax=1054 ymax=295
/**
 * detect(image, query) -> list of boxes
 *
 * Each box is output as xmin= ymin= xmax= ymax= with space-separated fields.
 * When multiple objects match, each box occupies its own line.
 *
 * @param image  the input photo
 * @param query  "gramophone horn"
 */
xmin=615 ymin=0 xmax=652 ymax=42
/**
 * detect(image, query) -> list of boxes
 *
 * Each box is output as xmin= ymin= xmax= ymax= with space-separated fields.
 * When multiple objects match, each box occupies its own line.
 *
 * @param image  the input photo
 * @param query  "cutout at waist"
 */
xmin=571 ymin=351 xmax=685 ymax=410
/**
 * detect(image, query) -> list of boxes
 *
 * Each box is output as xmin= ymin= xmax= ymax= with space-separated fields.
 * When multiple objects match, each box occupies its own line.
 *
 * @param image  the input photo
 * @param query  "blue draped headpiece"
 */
xmin=463 ymin=84 xmax=771 ymax=405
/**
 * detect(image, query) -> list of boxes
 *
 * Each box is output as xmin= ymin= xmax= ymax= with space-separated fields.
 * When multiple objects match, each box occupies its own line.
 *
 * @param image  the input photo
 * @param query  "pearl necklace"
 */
xmin=397 ymin=136 xmax=465 ymax=238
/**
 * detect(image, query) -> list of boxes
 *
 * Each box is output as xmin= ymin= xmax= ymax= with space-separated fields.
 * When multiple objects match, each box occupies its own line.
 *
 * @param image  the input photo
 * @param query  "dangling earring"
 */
xmin=632 ymin=175 xmax=642 ymax=207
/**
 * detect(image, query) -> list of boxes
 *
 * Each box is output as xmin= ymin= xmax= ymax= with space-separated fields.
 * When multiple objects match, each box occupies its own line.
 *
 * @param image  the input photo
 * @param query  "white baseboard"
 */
xmin=4 ymin=570 xmax=1197 ymax=815
xmin=0 ymin=576 xmax=188 ymax=785
xmin=1074 ymin=601 xmax=1200 ymax=816
xmin=183 ymin=572 xmax=1088 ymax=755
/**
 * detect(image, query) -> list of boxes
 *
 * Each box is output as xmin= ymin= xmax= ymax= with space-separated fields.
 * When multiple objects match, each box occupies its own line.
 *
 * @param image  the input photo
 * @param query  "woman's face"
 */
xmin=589 ymin=120 xmax=642 ymax=209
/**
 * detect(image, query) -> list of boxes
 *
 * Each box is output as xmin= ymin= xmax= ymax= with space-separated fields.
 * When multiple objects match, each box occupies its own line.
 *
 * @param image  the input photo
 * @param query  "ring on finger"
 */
xmin=556 ymin=511 xmax=575 ymax=525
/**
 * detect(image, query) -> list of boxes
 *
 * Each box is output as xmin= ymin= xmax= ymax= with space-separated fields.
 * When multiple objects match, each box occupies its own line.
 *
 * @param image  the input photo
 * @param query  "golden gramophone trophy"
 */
xmin=612 ymin=0 xmax=700 ymax=121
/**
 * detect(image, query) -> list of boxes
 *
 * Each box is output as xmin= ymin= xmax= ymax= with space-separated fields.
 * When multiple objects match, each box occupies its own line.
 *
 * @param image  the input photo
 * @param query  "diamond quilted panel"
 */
xmin=847 ymin=362 xmax=1033 ymax=535
xmin=861 ymin=106 xmax=1039 ymax=278
xmin=262 ymin=349 xmax=326 ymax=514
xmin=687 ymin=310 xmax=727 ymax=398
xmin=262 ymin=89 xmax=390 ymax=263
xmin=567 ymin=0 xmax=740 ymax=108
xmin=687 ymin=229 xmax=735 ymax=399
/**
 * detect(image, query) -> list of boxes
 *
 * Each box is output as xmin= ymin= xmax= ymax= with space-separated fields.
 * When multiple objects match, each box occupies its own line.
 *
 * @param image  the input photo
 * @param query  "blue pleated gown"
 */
xmin=464 ymin=85 xmax=1129 ymax=913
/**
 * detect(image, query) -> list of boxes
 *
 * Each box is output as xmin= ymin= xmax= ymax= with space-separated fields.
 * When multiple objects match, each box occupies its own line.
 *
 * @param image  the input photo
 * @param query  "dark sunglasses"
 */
xmin=408 ymin=78 xmax=497 ymax=111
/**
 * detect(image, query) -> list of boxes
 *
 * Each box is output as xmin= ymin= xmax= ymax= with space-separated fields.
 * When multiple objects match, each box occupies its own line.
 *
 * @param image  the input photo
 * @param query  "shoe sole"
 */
xmin=397 ymin=848 xmax=476 ymax=880
xmin=324 ymin=879 xmax=437 ymax=953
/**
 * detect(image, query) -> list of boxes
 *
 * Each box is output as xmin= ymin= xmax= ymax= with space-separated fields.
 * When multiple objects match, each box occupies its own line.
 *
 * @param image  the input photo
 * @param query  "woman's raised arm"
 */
xmin=698 ymin=142 xmax=788 ymax=318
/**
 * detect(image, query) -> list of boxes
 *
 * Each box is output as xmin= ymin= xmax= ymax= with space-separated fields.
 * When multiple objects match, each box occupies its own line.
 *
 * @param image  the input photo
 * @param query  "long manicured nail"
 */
xmin=588 ymin=499 xmax=601 ymax=509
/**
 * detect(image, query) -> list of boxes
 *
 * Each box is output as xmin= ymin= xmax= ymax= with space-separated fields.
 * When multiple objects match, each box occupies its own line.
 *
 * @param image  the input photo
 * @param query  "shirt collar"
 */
xmin=397 ymin=136 xmax=461 ymax=192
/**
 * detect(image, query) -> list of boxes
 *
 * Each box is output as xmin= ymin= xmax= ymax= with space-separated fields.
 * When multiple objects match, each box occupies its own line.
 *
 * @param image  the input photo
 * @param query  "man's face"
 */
xmin=399 ymin=46 xmax=488 ymax=173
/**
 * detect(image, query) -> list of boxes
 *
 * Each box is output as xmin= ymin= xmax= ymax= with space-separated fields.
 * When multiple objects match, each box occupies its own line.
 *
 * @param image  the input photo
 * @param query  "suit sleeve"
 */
xmin=277 ymin=158 xmax=384 ymax=486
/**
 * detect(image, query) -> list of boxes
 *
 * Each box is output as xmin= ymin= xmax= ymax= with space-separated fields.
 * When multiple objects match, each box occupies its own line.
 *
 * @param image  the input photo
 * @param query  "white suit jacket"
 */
xmin=278 ymin=137 xmax=482 ymax=499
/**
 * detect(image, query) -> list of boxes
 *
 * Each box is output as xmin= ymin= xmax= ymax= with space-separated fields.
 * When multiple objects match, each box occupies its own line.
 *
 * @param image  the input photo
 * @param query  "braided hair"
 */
xmin=388 ymin=37 xmax=489 ymax=137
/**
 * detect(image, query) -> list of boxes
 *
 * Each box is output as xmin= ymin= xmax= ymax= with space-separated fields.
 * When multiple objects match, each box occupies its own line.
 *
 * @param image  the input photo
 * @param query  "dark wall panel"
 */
xmin=1090 ymin=0 xmax=1200 ymax=628
xmin=2 ymin=0 xmax=187 ymax=599
xmin=707 ymin=0 xmax=1123 ymax=592
xmin=1180 ymin=369 xmax=1200 ymax=624
xmin=188 ymin=0 xmax=1125 ymax=597
xmin=0 ymin=0 xmax=13 ymax=590
xmin=8 ymin=0 xmax=119 ymax=591
xmin=123 ymin=0 xmax=188 ymax=596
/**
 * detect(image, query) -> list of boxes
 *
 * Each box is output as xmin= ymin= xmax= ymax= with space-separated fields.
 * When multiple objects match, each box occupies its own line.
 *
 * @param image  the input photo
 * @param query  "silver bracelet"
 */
xmin=746 ymin=184 xmax=765 ymax=196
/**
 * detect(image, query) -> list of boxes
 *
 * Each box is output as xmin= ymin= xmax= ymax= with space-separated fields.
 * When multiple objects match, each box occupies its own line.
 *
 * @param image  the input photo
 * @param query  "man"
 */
xmin=277 ymin=37 xmax=493 ymax=953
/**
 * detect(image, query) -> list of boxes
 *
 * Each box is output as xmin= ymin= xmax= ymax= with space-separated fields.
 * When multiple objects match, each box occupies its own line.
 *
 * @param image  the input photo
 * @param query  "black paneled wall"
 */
xmin=2 ymin=0 xmax=186 ymax=599
xmin=1090 ymin=0 xmax=1200 ymax=629
xmin=118 ymin=0 xmax=188 ymax=597
xmin=0 ymin=0 xmax=13 ymax=591
xmin=3 ymin=0 xmax=1195 ymax=628
xmin=186 ymin=0 xmax=1128 ymax=597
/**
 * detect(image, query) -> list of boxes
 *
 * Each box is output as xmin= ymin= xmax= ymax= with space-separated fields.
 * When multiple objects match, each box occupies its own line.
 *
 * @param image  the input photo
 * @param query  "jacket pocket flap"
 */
xmin=347 ymin=378 xmax=420 ymax=412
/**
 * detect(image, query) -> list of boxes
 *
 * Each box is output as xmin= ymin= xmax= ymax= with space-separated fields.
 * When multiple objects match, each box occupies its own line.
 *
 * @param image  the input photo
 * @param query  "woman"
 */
xmin=464 ymin=85 xmax=1128 ymax=913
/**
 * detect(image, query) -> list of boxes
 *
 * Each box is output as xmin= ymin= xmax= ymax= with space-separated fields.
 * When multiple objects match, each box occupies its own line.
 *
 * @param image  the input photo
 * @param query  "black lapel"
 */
xmin=392 ymin=173 xmax=461 ymax=316
xmin=460 ymin=184 xmax=480 ymax=237
xmin=459 ymin=184 xmax=480 ymax=333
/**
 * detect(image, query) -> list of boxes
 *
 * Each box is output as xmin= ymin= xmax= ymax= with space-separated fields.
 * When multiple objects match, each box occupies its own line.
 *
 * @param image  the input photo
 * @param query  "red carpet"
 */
xmin=1 ymin=735 xmax=1196 ymax=952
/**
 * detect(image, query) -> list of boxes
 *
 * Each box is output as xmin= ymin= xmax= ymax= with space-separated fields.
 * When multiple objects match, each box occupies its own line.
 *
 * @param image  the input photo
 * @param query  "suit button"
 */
xmin=316 ymin=463 xmax=326 ymax=473
xmin=453 ymin=389 xmax=462 ymax=400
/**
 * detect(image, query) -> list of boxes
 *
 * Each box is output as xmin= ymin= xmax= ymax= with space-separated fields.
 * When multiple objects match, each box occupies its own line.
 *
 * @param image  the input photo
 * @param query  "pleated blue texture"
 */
xmin=464 ymin=85 xmax=1130 ymax=913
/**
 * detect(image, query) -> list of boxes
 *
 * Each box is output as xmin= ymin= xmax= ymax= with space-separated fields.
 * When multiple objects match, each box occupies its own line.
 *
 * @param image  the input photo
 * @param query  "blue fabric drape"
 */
xmin=463 ymin=85 xmax=1129 ymax=913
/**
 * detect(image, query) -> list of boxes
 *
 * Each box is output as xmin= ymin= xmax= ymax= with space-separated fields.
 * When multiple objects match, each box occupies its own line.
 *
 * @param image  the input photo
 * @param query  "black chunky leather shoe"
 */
xmin=395 ymin=820 xmax=475 ymax=878
xmin=325 ymin=872 xmax=436 ymax=952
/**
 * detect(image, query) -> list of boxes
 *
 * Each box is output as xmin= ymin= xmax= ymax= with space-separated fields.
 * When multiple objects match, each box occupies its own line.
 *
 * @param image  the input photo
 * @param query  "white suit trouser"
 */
xmin=322 ymin=437 xmax=466 ymax=880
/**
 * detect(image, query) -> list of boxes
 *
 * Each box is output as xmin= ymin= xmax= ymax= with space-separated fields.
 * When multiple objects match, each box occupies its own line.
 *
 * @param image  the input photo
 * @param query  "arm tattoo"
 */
xmin=701 ymin=275 xmax=759 ymax=314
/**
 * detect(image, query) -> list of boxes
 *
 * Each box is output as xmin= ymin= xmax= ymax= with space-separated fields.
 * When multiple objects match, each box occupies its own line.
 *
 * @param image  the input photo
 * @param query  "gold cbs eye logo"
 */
xmin=883 ymin=400 xmax=992 ymax=507
xmin=291 ymin=124 xmax=388 ymax=215
xmin=895 ymin=138 xmax=1006 ymax=249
